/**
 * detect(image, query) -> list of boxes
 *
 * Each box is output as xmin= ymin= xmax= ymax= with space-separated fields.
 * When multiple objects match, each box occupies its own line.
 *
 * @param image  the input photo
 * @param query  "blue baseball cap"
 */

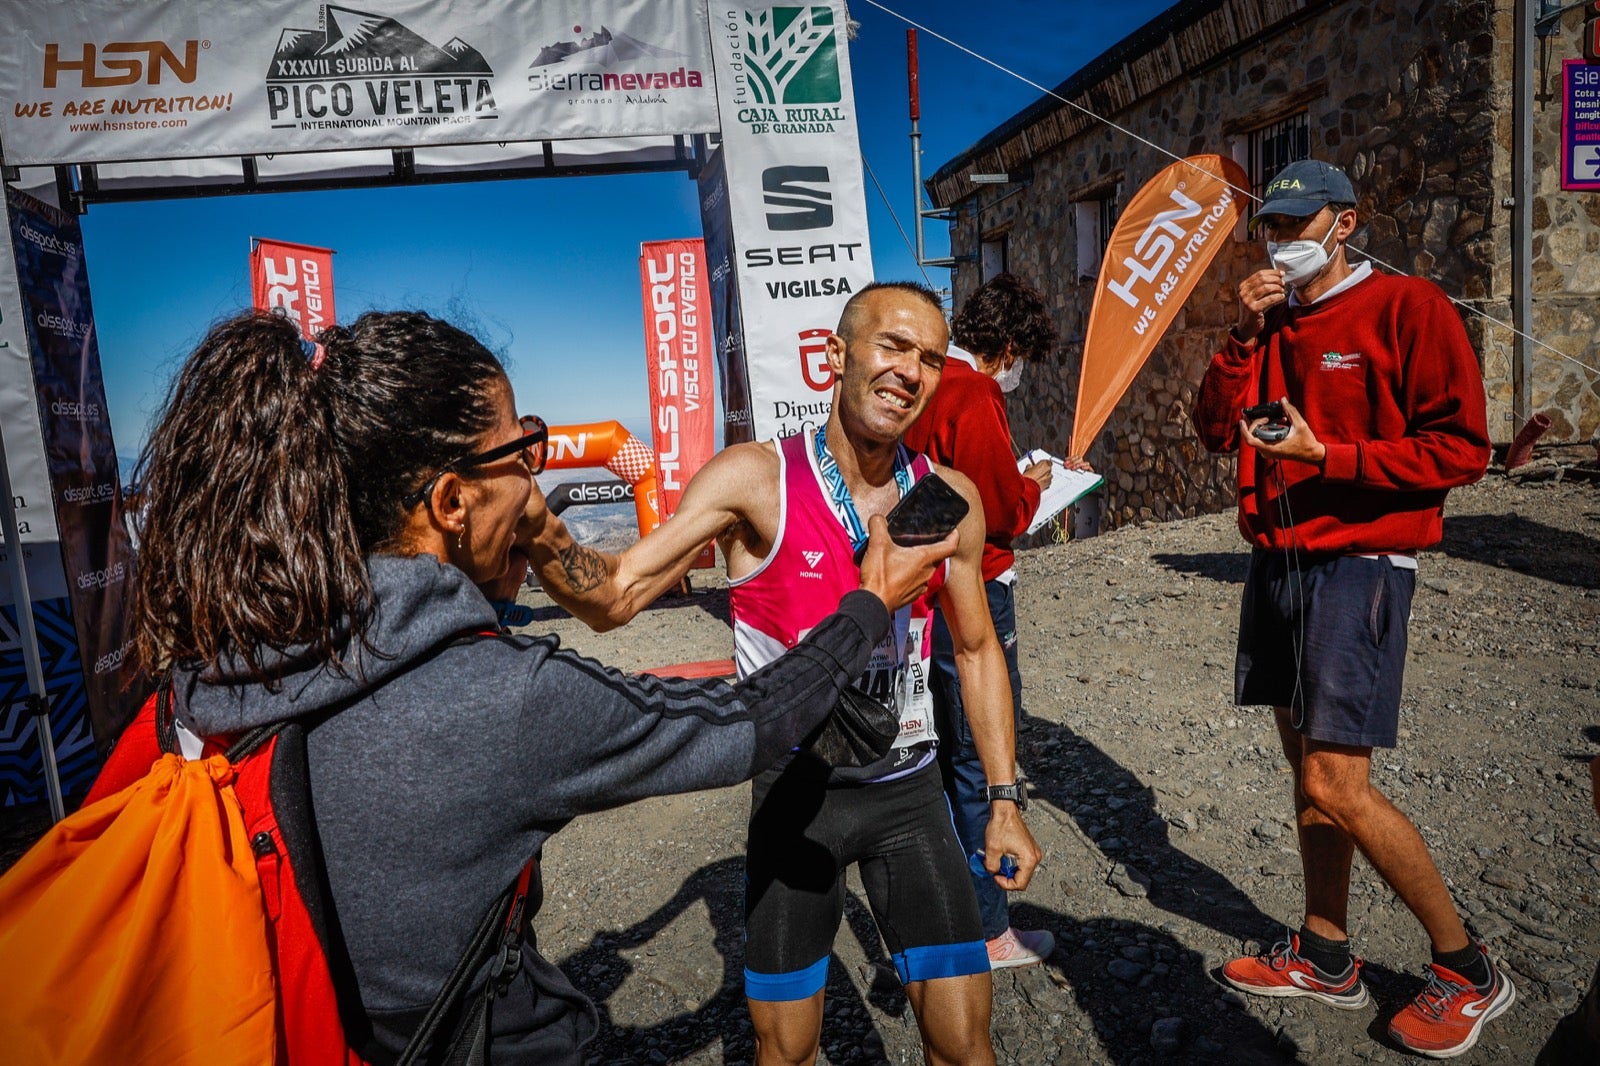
xmin=1248 ymin=159 xmax=1357 ymax=231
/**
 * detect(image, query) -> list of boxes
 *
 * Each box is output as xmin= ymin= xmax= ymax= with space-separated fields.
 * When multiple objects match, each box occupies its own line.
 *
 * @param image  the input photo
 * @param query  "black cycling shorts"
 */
xmin=742 ymin=758 xmax=987 ymax=1002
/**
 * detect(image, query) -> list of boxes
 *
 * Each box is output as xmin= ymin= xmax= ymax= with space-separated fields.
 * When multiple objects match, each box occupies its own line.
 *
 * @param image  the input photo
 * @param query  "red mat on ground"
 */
xmin=639 ymin=659 xmax=735 ymax=680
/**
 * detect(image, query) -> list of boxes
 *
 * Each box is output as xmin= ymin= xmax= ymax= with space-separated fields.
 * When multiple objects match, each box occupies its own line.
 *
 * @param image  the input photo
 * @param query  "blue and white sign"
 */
xmin=1563 ymin=60 xmax=1600 ymax=191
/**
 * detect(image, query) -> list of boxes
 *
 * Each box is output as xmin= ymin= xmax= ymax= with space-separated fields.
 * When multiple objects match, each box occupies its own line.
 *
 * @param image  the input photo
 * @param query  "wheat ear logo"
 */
xmin=744 ymin=6 xmax=840 ymax=105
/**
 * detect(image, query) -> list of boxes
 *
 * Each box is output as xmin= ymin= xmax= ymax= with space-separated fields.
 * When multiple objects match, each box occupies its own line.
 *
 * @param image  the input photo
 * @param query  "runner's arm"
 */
xmin=520 ymin=443 xmax=770 ymax=631
xmin=933 ymin=467 xmax=1042 ymax=891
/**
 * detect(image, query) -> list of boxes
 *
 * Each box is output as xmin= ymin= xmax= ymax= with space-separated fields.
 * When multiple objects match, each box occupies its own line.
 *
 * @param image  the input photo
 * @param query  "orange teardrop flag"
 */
xmin=1069 ymin=155 xmax=1249 ymax=457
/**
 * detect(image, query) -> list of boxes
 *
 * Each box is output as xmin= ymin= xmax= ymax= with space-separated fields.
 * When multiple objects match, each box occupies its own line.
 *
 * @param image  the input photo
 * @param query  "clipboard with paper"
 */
xmin=1018 ymin=449 xmax=1104 ymax=536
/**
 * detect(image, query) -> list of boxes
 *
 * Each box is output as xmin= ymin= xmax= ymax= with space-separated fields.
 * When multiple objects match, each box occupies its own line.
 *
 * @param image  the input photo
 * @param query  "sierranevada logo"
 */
xmin=265 ymin=4 xmax=496 ymax=132
xmin=728 ymin=6 xmax=844 ymax=134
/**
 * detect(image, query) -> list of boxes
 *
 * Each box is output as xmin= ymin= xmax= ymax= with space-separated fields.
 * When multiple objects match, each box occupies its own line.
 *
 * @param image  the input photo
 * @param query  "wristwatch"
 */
xmin=986 ymin=783 xmax=1028 ymax=810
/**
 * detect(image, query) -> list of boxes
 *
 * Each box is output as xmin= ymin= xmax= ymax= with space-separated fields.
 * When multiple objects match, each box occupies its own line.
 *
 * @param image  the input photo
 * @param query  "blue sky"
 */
xmin=87 ymin=1 xmax=1176 ymax=459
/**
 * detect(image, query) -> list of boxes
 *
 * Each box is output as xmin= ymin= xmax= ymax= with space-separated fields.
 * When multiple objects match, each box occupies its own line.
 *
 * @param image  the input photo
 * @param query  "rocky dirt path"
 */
xmin=525 ymin=469 xmax=1600 ymax=1065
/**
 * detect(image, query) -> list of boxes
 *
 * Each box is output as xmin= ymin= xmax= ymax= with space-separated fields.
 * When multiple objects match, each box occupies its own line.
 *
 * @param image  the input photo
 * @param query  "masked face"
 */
xmin=993 ymin=356 xmax=1025 ymax=394
xmin=1266 ymin=218 xmax=1340 ymax=286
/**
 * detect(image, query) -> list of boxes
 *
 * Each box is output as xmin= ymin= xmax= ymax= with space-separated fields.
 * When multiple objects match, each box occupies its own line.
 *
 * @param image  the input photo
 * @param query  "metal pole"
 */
xmin=1512 ymin=0 xmax=1534 ymax=431
xmin=908 ymin=29 xmax=924 ymax=266
xmin=0 ymin=427 xmax=67 ymax=823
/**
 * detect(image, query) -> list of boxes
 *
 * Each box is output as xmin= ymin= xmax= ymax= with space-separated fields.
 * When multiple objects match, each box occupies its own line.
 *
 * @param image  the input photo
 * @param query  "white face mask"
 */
xmin=1266 ymin=221 xmax=1340 ymax=286
xmin=993 ymin=357 xmax=1025 ymax=393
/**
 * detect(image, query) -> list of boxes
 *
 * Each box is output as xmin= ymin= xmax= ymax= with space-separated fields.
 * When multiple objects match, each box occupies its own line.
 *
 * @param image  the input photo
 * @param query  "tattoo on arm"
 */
xmin=557 ymin=544 xmax=610 ymax=593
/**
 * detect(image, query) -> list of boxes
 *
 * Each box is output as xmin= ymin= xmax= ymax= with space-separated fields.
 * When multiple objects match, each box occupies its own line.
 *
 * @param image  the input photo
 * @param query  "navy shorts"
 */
xmin=1235 ymin=548 xmax=1414 ymax=749
xmin=743 ymin=759 xmax=987 ymax=1001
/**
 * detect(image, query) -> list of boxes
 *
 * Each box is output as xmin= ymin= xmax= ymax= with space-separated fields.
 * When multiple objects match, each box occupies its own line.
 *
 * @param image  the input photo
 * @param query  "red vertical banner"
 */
xmin=640 ymin=238 xmax=716 ymax=568
xmin=249 ymin=238 xmax=336 ymax=346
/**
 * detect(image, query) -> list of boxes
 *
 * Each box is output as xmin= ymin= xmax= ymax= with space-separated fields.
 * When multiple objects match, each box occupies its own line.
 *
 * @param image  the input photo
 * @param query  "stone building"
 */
xmin=926 ymin=0 xmax=1598 ymax=530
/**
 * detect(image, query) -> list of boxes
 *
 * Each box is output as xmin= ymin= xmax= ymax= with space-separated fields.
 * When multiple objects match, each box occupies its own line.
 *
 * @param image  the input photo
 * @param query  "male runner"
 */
xmin=522 ymin=282 xmax=1040 ymax=1066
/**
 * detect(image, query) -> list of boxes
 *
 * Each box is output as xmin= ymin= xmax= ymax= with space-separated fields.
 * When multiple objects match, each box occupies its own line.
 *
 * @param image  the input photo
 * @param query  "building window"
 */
xmin=980 ymin=233 xmax=1008 ymax=282
xmin=1074 ymin=189 xmax=1118 ymax=282
xmin=1247 ymin=112 xmax=1311 ymax=200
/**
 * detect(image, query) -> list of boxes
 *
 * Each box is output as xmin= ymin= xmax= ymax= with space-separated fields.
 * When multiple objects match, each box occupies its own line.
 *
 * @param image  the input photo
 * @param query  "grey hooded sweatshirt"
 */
xmin=173 ymin=554 xmax=889 ymax=1063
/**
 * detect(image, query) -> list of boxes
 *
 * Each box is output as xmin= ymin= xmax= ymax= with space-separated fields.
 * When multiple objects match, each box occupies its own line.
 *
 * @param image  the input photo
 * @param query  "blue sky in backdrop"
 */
xmin=88 ymin=1 xmax=1176 ymax=459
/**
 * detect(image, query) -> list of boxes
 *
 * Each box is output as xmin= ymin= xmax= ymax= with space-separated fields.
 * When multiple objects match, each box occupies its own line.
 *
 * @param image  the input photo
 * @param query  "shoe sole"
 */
xmin=1390 ymin=974 xmax=1517 ymax=1060
xmin=1222 ymin=972 xmax=1371 ymax=1011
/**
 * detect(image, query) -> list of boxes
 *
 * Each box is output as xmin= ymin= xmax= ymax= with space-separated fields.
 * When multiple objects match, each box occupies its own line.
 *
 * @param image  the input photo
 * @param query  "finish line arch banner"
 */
xmin=0 ymin=0 xmax=718 ymax=164
xmin=1070 ymin=155 xmax=1248 ymax=457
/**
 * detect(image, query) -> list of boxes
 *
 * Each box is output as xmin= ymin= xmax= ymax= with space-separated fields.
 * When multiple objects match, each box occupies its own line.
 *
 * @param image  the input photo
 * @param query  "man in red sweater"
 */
xmin=1194 ymin=159 xmax=1507 ymax=1059
xmin=904 ymin=273 xmax=1089 ymax=969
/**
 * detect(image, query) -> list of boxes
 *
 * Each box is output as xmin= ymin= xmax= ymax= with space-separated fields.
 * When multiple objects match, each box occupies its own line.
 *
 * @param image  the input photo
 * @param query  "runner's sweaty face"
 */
xmin=827 ymin=290 xmax=948 ymax=445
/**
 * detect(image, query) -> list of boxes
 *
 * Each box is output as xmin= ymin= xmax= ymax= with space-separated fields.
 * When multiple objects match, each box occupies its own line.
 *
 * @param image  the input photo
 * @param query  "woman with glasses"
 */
xmin=118 ymin=309 xmax=953 ymax=1064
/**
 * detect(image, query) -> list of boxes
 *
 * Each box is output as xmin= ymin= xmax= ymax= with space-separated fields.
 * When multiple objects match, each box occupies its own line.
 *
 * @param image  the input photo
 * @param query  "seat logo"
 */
xmin=762 ymin=166 xmax=832 ymax=231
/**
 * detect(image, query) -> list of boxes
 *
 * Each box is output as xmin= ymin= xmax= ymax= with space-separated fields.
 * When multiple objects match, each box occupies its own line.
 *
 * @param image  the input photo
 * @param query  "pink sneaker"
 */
xmin=987 ymin=927 xmax=1056 ymax=970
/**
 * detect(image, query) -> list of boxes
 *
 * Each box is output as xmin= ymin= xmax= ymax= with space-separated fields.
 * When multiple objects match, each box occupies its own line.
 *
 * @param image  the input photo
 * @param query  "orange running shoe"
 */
xmin=1221 ymin=934 xmax=1369 ymax=1009
xmin=1387 ymin=949 xmax=1515 ymax=1059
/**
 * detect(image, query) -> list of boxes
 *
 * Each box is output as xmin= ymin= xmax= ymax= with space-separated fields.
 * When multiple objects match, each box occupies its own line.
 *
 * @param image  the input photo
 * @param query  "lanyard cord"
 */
xmin=812 ymin=426 xmax=913 ymax=554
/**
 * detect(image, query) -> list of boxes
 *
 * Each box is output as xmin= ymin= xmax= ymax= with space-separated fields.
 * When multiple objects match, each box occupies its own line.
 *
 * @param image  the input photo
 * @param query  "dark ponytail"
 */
xmin=131 ymin=309 xmax=503 ymax=681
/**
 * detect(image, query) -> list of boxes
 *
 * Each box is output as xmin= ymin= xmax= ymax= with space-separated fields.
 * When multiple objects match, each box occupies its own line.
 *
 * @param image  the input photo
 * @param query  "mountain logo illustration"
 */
xmin=268 ymin=5 xmax=491 ymax=80
xmin=264 ymin=5 xmax=498 ymax=130
xmin=530 ymin=25 xmax=686 ymax=68
xmin=743 ymin=6 xmax=840 ymax=106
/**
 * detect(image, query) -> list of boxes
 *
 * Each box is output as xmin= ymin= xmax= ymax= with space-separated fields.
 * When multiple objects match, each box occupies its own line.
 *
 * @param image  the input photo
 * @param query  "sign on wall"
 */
xmin=0 ymin=0 xmax=717 ymax=165
xmin=709 ymin=0 xmax=875 ymax=442
xmin=1562 ymin=60 xmax=1600 ymax=191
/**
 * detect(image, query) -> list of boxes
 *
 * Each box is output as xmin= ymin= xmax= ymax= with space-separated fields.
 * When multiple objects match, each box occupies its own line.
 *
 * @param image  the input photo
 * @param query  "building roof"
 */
xmin=925 ymin=0 xmax=1335 ymax=207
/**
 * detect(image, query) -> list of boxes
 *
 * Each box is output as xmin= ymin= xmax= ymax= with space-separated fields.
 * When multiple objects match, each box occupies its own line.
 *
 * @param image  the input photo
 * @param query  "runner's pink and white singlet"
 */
xmin=729 ymin=432 xmax=946 ymax=784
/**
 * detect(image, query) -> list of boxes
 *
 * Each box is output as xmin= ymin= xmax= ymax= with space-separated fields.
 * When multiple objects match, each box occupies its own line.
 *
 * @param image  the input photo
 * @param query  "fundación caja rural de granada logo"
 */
xmin=266 ymin=4 xmax=496 ymax=131
xmin=729 ymin=5 xmax=844 ymax=134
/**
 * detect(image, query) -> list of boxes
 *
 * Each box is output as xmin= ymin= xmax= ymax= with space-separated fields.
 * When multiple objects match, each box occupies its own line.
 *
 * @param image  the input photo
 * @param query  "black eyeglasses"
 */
xmin=403 ymin=415 xmax=548 ymax=509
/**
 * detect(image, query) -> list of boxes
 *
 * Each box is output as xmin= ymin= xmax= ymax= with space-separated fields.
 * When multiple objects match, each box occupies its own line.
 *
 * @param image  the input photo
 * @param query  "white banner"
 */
xmin=709 ymin=0 xmax=874 ymax=441
xmin=0 ymin=0 xmax=717 ymax=166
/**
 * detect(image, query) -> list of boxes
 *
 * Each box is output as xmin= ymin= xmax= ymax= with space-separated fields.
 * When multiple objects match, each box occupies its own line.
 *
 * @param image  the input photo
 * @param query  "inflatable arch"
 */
xmin=544 ymin=421 xmax=659 ymax=536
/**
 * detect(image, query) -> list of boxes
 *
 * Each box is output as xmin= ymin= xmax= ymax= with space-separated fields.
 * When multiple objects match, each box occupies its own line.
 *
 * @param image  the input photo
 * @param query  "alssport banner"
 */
xmin=0 ymin=0 xmax=717 ymax=166
xmin=4 ymin=188 xmax=140 ymax=798
xmin=250 ymin=238 xmax=336 ymax=344
xmin=639 ymin=239 xmax=714 ymax=519
xmin=1070 ymin=155 xmax=1248 ymax=457
xmin=709 ymin=0 xmax=874 ymax=442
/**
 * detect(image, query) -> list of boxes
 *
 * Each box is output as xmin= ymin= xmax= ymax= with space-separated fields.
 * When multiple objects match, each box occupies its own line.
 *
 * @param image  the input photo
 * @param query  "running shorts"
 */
xmin=743 ymin=758 xmax=987 ymax=1001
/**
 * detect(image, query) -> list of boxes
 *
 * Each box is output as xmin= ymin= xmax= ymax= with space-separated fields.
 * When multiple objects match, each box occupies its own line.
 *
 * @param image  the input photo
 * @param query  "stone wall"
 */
xmin=936 ymin=0 xmax=1596 ymax=534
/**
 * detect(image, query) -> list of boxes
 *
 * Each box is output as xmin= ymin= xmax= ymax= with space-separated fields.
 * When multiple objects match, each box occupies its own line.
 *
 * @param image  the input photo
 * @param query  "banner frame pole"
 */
xmin=0 ymin=424 xmax=67 ymax=823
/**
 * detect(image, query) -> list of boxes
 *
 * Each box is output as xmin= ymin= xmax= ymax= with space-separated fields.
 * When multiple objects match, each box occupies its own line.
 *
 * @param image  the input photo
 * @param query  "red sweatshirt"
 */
xmin=1193 ymin=269 xmax=1489 ymax=555
xmin=904 ymin=355 xmax=1041 ymax=581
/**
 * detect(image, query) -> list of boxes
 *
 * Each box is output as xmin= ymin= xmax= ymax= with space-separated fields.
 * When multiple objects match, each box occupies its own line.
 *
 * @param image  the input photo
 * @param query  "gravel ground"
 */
xmin=522 ymin=458 xmax=1600 ymax=1065
xmin=2 ymin=457 xmax=1593 ymax=1064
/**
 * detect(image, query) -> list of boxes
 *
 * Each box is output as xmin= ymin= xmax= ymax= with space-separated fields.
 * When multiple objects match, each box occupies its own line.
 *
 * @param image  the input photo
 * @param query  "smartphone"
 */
xmin=852 ymin=472 xmax=969 ymax=565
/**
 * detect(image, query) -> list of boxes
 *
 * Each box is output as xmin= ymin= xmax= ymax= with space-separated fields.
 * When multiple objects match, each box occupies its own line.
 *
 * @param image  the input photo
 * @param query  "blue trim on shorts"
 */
xmin=745 ymin=954 xmax=830 ymax=1002
xmin=892 ymin=940 xmax=990 ymax=984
